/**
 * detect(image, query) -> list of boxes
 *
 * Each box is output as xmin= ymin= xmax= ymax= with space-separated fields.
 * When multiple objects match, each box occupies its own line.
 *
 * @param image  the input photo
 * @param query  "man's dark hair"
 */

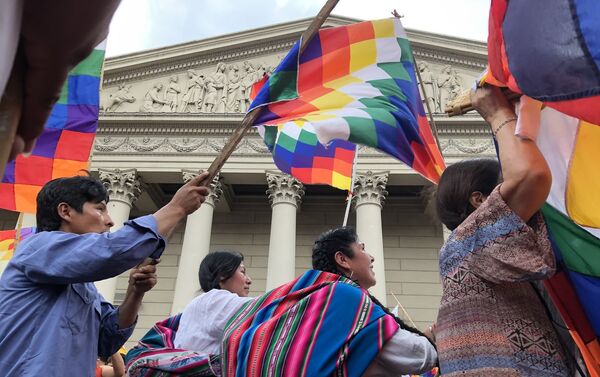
xmin=36 ymin=176 xmax=108 ymax=232
xmin=312 ymin=227 xmax=432 ymax=344
xmin=198 ymin=251 xmax=244 ymax=292
xmin=435 ymin=158 xmax=500 ymax=231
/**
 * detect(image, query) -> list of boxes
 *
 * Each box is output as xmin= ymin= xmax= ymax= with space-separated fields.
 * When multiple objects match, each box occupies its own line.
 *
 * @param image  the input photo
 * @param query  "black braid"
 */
xmin=312 ymin=227 xmax=436 ymax=349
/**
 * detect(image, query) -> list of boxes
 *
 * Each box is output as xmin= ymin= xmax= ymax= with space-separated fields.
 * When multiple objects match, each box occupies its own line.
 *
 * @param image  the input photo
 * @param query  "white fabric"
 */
xmin=174 ymin=289 xmax=254 ymax=355
xmin=363 ymin=328 xmax=438 ymax=377
xmin=515 ymin=96 xmax=543 ymax=141
xmin=0 ymin=0 xmax=23 ymax=99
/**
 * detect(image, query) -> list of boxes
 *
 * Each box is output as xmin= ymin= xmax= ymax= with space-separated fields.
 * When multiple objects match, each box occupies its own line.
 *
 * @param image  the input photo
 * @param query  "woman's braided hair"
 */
xmin=312 ymin=227 xmax=432 ymax=343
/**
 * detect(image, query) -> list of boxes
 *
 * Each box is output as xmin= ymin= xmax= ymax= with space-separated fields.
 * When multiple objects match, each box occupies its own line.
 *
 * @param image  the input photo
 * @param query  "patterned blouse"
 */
xmin=436 ymin=186 xmax=570 ymax=376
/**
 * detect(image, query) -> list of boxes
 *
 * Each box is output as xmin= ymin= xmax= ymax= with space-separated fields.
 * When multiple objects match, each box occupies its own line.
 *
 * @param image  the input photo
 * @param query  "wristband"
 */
xmin=492 ymin=118 xmax=517 ymax=138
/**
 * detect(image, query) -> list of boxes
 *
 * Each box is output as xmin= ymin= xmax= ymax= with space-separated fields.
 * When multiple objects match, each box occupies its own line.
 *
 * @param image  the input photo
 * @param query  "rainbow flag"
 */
xmin=488 ymin=0 xmax=600 ymax=124
xmin=250 ymin=18 xmax=445 ymax=190
xmin=0 ymin=42 xmax=106 ymax=213
xmin=485 ymin=2 xmax=600 ymax=373
xmin=533 ymin=108 xmax=600 ymax=376
xmin=0 ymin=227 xmax=35 ymax=271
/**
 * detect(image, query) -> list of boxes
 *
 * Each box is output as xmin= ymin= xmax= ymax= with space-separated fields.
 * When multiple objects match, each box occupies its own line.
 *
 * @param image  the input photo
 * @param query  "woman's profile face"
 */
xmin=345 ymin=242 xmax=376 ymax=290
xmin=219 ymin=263 xmax=252 ymax=297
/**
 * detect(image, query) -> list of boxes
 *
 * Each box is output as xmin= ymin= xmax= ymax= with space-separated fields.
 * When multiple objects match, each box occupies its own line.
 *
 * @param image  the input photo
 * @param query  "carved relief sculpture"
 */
xmin=141 ymin=83 xmax=168 ymax=112
xmin=127 ymin=60 xmax=275 ymax=114
xmin=437 ymin=65 xmax=463 ymax=111
xmin=225 ymin=64 xmax=243 ymax=113
xmin=179 ymin=69 xmax=206 ymax=113
xmin=203 ymin=77 xmax=217 ymax=113
xmin=241 ymin=60 xmax=259 ymax=113
xmin=210 ymin=62 xmax=227 ymax=113
xmin=105 ymin=84 xmax=136 ymax=112
xmin=417 ymin=62 xmax=440 ymax=113
xmin=161 ymin=75 xmax=181 ymax=112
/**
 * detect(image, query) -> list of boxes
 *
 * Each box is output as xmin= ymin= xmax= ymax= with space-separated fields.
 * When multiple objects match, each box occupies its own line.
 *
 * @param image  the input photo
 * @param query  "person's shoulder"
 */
xmin=12 ymin=231 xmax=67 ymax=256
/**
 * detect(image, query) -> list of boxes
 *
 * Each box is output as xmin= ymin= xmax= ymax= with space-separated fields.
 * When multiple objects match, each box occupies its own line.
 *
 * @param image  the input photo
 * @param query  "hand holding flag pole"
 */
xmin=199 ymin=0 xmax=340 ymax=187
xmin=446 ymin=87 xmax=520 ymax=117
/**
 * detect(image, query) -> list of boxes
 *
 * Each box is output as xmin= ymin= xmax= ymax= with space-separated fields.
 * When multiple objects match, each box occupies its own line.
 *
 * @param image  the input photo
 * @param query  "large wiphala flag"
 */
xmin=250 ymin=18 xmax=445 ymax=190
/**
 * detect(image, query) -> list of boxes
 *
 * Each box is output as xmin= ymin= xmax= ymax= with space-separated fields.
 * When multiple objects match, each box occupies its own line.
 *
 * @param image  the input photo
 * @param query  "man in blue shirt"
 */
xmin=0 ymin=171 xmax=211 ymax=376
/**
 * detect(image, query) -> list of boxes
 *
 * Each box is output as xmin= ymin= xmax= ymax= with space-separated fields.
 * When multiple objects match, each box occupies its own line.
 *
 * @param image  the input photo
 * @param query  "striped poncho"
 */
xmin=221 ymin=270 xmax=399 ymax=377
xmin=125 ymin=315 xmax=221 ymax=377
xmin=126 ymin=270 xmax=399 ymax=377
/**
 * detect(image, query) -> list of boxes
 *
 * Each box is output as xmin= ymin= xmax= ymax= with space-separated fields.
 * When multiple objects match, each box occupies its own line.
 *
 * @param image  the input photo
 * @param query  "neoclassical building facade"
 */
xmin=0 ymin=16 xmax=495 ymax=348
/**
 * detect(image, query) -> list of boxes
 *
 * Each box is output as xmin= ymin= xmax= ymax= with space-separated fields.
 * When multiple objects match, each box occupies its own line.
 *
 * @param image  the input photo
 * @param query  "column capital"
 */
xmin=181 ymin=170 xmax=223 ymax=207
xmin=353 ymin=171 xmax=389 ymax=209
xmin=266 ymin=172 xmax=304 ymax=208
xmin=98 ymin=168 xmax=142 ymax=207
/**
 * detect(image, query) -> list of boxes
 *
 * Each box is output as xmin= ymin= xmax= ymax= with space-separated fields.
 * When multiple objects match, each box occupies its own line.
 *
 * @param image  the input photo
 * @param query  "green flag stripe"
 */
xmin=297 ymin=128 xmax=318 ymax=146
xmin=345 ymin=116 xmax=377 ymax=146
xmin=70 ymin=49 xmax=105 ymax=77
xmin=277 ymin=132 xmax=298 ymax=153
xmin=263 ymin=126 xmax=278 ymax=150
xmin=542 ymin=204 xmax=600 ymax=277
xmin=267 ymin=69 xmax=298 ymax=102
xmin=397 ymin=38 xmax=414 ymax=63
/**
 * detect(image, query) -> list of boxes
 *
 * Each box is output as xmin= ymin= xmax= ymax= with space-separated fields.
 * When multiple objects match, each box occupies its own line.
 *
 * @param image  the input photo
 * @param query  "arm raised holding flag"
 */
xmin=0 ymin=171 xmax=211 ymax=377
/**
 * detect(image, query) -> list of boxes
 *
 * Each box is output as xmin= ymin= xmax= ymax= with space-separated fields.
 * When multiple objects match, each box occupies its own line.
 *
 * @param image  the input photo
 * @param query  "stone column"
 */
xmin=95 ymin=168 xmax=142 ymax=302
xmin=265 ymin=172 xmax=304 ymax=291
xmin=353 ymin=171 xmax=389 ymax=306
xmin=171 ymin=171 xmax=222 ymax=314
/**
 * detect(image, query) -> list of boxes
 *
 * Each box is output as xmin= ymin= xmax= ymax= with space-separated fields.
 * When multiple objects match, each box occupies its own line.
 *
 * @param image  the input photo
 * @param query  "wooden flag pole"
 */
xmin=445 ymin=87 xmax=521 ymax=117
xmin=414 ymin=62 xmax=442 ymax=152
xmin=13 ymin=212 xmax=24 ymax=251
xmin=342 ymin=145 xmax=359 ymax=226
xmin=201 ymin=0 xmax=340 ymax=186
xmin=392 ymin=9 xmax=442 ymax=154
xmin=391 ymin=291 xmax=417 ymax=328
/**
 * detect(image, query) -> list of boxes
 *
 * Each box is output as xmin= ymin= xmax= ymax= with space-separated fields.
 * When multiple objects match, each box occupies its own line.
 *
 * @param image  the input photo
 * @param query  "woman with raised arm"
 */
xmin=434 ymin=86 xmax=571 ymax=376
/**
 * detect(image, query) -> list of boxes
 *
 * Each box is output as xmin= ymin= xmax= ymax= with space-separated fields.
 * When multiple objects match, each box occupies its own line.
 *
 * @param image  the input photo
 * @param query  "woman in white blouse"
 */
xmin=174 ymin=251 xmax=253 ymax=355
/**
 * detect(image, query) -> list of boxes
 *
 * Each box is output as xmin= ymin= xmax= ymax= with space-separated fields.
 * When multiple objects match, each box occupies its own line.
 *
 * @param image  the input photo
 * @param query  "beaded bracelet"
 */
xmin=492 ymin=118 xmax=517 ymax=138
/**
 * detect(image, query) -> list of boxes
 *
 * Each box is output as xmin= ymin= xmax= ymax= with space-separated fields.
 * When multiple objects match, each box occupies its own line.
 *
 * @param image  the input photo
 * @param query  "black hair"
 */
xmin=198 ymin=251 xmax=244 ymax=292
xmin=435 ymin=158 xmax=500 ymax=230
xmin=312 ymin=227 xmax=433 ymax=345
xmin=36 ymin=175 xmax=109 ymax=232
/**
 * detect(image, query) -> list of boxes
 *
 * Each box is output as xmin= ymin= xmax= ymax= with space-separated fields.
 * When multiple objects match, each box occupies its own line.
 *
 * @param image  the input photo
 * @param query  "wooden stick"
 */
xmin=445 ymin=87 xmax=521 ymax=117
xmin=13 ymin=213 xmax=24 ymax=251
xmin=413 ymin=55 xmax=442 ymax=154
xmin=342 ymin=145 xmax=359 ymax=226
xmin=201 ymin=0 xmax=340 ymax=185
xmin=390 ymin=292 xmax=417 ymax=328
xmin=0 ymin=52 xmax=24 ymax=180
xmin=392 ymin=9 xmax=442 ymax=155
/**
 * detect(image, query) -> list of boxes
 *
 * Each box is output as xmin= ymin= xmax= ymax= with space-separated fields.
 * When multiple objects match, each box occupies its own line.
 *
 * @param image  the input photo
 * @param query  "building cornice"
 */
xmin=102 ymin=15 xmax=487 ymax=85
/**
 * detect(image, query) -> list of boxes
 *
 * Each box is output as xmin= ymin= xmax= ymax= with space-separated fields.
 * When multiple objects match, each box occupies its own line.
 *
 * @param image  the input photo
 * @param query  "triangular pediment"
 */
xmin=100 ymin=15 xmax=487 ymax=115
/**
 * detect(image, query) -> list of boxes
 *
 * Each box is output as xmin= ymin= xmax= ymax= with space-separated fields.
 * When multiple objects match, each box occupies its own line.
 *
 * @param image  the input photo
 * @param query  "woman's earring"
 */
xmin=349 ymin=270 xmax=354 ymax=280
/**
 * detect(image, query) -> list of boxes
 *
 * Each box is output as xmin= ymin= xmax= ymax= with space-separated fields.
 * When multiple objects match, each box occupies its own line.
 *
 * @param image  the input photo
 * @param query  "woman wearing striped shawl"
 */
xmin=221 ymin=227 xmax=437 ymax=377
xmin=126 ymin=231 xmax=437 ymax=376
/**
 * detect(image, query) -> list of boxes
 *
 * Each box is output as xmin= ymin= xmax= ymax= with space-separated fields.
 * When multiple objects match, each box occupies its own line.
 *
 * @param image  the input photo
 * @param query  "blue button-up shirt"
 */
xmin=0 ymin=215 xmax=166 ymax=377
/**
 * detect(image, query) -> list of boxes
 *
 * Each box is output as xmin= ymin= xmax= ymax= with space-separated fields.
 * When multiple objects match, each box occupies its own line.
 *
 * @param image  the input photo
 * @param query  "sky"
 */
xmin=106 ymin=0 xmax=490 ymax=57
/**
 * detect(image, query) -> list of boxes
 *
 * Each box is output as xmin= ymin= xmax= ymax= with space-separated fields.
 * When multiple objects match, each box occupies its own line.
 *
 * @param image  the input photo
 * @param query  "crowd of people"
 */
xmin=0 ymin=85 xmax=585 ymax=376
